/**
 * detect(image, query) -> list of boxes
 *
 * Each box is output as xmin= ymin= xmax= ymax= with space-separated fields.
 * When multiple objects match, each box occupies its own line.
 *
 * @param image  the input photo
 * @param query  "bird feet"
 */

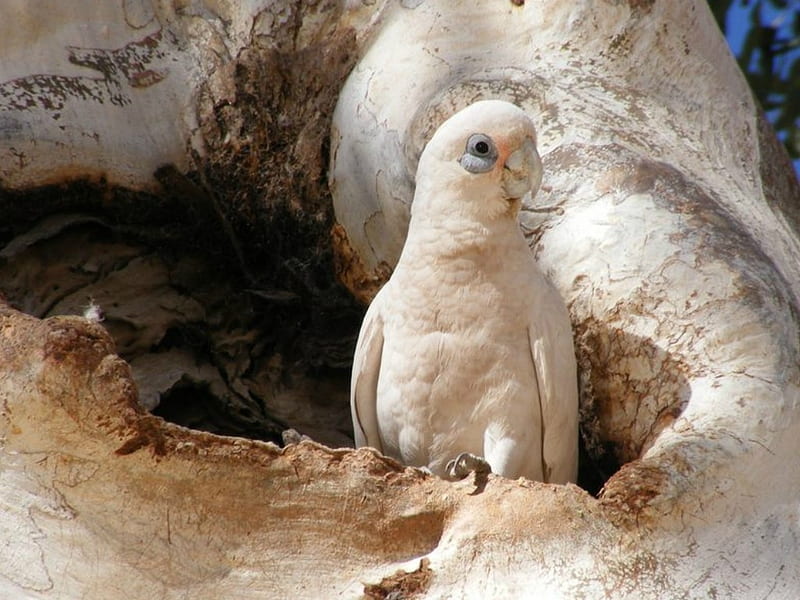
xmin=445 ymin=452 xmax=492 ymax=480
xmin=281 ymin=428 xmax=310 ymax=446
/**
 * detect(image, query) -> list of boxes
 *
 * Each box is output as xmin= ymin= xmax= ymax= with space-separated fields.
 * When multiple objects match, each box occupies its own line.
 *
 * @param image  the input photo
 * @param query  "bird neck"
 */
xmin=399 ymin=208 xmax=525 ymax=265
xmin=396 ymin=178 xmax=528 ymax=270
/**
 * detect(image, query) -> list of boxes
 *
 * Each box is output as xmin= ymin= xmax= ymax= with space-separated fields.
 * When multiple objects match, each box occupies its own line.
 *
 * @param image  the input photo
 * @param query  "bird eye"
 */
xmin=459 ymin=133 xmax=497 ymax=173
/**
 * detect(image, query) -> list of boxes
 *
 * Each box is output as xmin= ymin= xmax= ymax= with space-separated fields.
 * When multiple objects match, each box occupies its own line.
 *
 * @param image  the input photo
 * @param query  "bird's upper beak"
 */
xmin=502 ymin=137 xmax=542 ymax=200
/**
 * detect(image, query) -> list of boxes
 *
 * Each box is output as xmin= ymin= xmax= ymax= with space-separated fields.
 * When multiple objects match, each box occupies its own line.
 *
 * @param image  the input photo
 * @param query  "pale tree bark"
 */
xmin=1 ymin=1 xmax=799 ymax=599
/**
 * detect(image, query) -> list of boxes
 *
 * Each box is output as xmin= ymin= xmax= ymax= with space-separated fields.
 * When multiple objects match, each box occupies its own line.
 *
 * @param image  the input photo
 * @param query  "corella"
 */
xmin=350 ymin=100 xmax=578 ymax=483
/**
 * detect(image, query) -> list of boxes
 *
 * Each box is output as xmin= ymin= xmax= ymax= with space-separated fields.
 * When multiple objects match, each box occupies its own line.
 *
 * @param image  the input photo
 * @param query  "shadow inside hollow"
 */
xmin=575 ymin=318 xmax=692 ymax=495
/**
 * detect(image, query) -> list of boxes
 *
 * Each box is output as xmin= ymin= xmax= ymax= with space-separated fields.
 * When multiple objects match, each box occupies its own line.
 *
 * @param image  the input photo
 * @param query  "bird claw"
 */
xmin=445 ymin=452 xmax=492 ymax=480
xmin=281 ymin=428 xmax=310 ymax=446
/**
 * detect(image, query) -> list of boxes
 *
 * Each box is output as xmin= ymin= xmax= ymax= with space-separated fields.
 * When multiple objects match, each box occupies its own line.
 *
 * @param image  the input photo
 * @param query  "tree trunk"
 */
xmin=1 ymin=1 xmax=799 ymax=598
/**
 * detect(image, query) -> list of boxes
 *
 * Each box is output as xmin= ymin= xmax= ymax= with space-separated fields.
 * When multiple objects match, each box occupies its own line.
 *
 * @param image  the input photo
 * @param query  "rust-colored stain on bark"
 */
xmin=128 ymin=69 xmax=166 ymax=88
xmin=331 ymin=223 xmax=392 ymax=305
xmin=363 ymin=558 xmax=433 ymax=599
xmin=115 ymin=415 xmax=168 ymax=457
xmin=599 ymin=460 xmax=669 ymax=528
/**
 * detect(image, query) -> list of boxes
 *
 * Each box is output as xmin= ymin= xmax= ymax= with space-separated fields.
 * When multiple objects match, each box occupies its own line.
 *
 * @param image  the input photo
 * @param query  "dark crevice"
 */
xmin=152 ymin=381 xmax=285 ymax=445
xmin=0 ymin=175 xmax=362 ymax=451
xmin=578 ymin=435 xmax=621 ymax=497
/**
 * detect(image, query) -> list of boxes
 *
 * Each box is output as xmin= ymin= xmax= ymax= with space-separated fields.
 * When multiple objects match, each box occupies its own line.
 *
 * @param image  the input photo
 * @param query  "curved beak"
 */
xmin=502 ymin=137 xmax=543 ymax=200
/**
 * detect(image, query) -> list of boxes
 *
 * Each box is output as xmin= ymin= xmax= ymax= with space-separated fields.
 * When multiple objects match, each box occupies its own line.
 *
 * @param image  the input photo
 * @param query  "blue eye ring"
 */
xmin=459 ymin=133 xmax=498 ymax=173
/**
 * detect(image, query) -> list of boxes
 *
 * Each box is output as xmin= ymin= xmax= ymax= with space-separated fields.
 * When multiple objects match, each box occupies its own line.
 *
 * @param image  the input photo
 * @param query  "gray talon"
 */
xmin=446 ymin=452 xmax=492 ymax=480
xmin=281 ymin=428 xmax=310 ymax=446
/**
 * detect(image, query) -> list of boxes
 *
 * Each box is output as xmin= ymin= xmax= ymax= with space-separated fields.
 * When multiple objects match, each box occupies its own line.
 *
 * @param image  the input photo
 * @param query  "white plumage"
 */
xmin=350 ymin=100 xmax=578 ymax=483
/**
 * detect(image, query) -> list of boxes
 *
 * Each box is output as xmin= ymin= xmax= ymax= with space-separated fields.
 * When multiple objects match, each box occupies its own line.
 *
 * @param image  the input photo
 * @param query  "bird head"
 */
xmin=412 ymin=100 xmax=543 ymax=222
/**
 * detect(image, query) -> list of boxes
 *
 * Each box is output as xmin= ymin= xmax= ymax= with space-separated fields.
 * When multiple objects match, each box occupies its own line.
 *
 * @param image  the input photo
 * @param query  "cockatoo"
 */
xmin=350 ymin=100 xmax=578 ymax=483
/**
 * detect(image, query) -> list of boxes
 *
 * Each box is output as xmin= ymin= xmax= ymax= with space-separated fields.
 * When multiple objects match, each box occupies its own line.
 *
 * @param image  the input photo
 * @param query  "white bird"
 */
xmin=350 ymin=100 xmax=578 ymax=483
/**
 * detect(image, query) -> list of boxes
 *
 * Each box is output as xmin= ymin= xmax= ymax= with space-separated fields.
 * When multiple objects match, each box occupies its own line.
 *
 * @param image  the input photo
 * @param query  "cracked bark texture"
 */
xmin=1 ymin=0 xmax=799 ymax=598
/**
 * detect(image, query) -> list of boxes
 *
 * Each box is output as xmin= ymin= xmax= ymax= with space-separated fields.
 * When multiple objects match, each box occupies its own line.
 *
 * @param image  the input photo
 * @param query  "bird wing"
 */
xmin=350 ymin=295 xmax=385 ymax=451
xmin=528 ymin=288 xmax=579 ymax=484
